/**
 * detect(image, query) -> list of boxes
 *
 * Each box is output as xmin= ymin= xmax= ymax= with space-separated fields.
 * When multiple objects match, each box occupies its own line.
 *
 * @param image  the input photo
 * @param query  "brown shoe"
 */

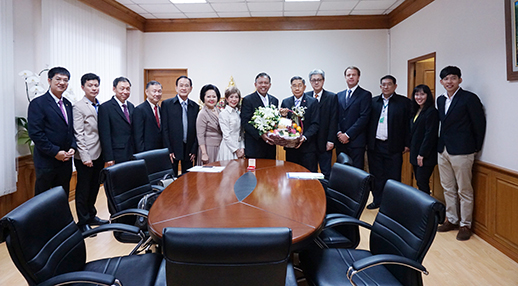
xmin=456 ymin=226 xmax=472 ymax=241
xmin=437 ymin=220 xmax=459 ymax=232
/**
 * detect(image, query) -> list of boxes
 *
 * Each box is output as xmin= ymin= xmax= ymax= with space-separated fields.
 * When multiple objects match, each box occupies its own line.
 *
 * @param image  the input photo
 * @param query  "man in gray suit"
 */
xmin=73 ymin=73 xmax=107 ymax=233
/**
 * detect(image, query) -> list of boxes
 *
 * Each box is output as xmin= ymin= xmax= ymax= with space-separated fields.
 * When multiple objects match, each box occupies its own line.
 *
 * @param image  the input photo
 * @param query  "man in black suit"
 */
xmin=162 ymin=76 xmax=200 ymax=176
xmin=366 ymin=75 xmax=411 ymax=209
xmin=436 ymin=66 xmax=486 ymax=241
xmin=304 ymin=69 xmax=337 ymax=178
xmin=133 ymin=80 xmax=163 ymax=153
xmin=28 ymin=66 xmax=76 ymax=196
xmin=336 ymin=66 xmax=372 ymax=170
xmin=241 ymin=72 xmax=279 ymax=159
xmin=98 ymin=77 xmax=135 ymax=166
xmin=280 ymin=76 xmax=320 ymax=172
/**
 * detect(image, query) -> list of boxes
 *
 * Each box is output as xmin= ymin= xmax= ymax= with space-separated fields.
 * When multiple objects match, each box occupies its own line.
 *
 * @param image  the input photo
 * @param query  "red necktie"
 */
xmin=154 ymin=105 xmax=160 ymax=128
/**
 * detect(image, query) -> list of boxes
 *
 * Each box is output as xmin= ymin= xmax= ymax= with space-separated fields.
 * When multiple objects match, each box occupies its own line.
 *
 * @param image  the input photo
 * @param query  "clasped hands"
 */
xmin=55 ymin=149 xmax=75 ymax=162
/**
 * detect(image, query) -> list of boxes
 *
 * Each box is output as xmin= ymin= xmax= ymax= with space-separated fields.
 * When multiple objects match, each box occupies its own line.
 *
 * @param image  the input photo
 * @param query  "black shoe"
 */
xmin=89 ymin=216 xmax=108 ymax=225
xmin=366 ymin=203 xmax=380 ymax=210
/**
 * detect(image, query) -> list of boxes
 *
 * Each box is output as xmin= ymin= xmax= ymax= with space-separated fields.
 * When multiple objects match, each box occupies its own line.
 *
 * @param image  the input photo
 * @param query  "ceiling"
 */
xmin=115 ymin=0 xmax=406 ymax=19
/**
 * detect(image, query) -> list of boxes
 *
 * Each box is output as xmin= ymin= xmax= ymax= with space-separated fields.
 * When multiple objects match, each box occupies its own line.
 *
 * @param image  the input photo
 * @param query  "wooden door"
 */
xmin=405 ymin=53 xmax=444 ymax=202
xmin=144 ymin=69 xmax=188 ymax=104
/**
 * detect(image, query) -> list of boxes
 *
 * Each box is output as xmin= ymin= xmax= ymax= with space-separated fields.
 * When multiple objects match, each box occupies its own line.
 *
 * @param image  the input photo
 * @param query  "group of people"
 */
xmin=27 ymin=65 xmax=486 ymax=241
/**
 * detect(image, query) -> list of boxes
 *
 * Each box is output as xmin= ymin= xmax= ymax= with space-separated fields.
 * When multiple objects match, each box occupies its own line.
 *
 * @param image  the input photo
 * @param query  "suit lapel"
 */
xmin=345 ymin=89 xmax=358 ymax=109
xmin=45 ymin=92 xmax=68 ymax=124
xmin=444 ymin=88 xmax=462 ymax=120
xmin=111 ymin=97 xmax=130 ymax=125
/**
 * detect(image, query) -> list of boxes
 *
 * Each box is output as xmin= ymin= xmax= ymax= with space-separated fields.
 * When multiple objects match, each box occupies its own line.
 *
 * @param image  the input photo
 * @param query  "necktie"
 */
xmin=295 ymin=98 xmax=300 ymax=107
xmin=123 ymin=104 xmax=131 ymax=123
xmin=346 ymin=89 xmax=352 ymax=105
xmin=154 ymin=105 xmax=160 ymax=128
xmin=314 ymin=92 xmax=318 ymax=99
xmin=182 ymin=101 xmax=188 ymax=143
xmin=58 ymin=99 xmax=68 ymax=124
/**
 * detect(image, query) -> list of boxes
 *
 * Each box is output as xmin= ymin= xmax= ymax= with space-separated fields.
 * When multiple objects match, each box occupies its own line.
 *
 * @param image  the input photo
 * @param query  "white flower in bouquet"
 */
xmin=291 ymin=105 xmax=307 ymax=120
xmin=249 ymin=105 xmax=280 ymax=135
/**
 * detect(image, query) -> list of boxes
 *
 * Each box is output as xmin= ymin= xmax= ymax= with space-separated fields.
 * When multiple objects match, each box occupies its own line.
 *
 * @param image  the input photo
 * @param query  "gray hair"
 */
xmin=309 ymin=69 xmax=325 ymax=80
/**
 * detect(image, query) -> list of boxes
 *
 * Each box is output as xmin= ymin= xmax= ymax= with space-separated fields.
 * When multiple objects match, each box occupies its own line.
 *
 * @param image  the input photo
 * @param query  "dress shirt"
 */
xmin=444 ymin=87 xmax=460 ymax=114
xmin=259 ymin=93 xmax=269 ymax=107
xmin=146 ymin=99 xmax=160 ymax=123
xmin=313 ymin=90 xmax=322 ymax=102
xmin=49 ymin=90 xmax=68 ymax=120
xmin=113 ymin=96 xmax=129 ymax=114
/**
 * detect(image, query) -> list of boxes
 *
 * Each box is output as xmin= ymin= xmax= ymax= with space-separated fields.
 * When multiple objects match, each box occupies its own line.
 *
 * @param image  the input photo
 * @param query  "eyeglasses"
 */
xmin=310 ymin=78 xmax=323 ymax=83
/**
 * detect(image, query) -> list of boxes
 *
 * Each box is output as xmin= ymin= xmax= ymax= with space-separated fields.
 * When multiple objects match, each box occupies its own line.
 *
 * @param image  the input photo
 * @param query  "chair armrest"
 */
xmin=109 ymin=208 xmax=149 ymax=222
xmin=346 ymin=254 xmax=428 ymax=283
xmin=37 ymin=271 xmax=120 ymax=286
xmin=82 ymin=223 xmax=143 ymax=239
xmin=152 ymin=185 xmax=165 ymax=192
xmin=324 ymin=213 xmax=372 ymax=230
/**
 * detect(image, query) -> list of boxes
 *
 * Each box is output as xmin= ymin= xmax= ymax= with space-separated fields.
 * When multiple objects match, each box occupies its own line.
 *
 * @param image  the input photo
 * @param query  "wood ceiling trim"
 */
xmin=77 ymin=0 xmax=146 ymax=31
xmin=83 ymin=0 xmax=434 ymax=32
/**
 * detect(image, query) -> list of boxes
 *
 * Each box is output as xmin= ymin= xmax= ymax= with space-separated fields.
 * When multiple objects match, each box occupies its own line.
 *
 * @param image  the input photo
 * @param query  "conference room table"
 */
xmin=147 ymin=159 xmax=326 ymax=250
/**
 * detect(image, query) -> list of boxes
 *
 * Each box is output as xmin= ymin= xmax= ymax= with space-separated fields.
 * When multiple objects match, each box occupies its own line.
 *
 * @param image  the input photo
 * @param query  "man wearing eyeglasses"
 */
xmin=304 ymin=69 xmax=337 ymax=179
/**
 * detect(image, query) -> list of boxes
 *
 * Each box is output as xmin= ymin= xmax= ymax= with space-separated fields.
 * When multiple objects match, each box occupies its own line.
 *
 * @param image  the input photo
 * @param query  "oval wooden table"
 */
xmin=147 ymin=159 xmax=326 ymax=250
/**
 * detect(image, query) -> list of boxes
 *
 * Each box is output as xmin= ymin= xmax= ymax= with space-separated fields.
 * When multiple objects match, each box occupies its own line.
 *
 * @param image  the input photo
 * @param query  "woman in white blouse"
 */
xmin=217 ymin=86 xmax=245 ymax=161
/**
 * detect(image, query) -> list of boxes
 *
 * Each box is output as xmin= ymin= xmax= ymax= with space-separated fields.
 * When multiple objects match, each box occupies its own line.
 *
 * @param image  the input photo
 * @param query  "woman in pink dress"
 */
xmin=196 ymin=84 xmax=222 ymax=165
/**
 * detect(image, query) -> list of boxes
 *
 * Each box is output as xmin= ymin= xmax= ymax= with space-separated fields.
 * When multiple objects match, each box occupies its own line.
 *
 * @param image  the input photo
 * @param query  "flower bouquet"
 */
xmin=249 ymin=105 xmax=280 ymax=135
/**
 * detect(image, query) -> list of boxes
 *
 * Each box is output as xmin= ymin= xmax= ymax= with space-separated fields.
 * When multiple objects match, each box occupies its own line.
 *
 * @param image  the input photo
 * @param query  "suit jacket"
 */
xmin=281 ymin=94 xmax=319 ymax=153
xmin=98 ymin=96 xmax=135 ymax=163
xmin=410 ymin=107 xmax=439 ymax=166
xmin=73 ymin=96 xmax=101 ymax=162
xmin=161 ymin=95 xmax=200 ymax=161
xmin=336 ymin=86 xmax=372 ymax=148
xmin=28 ymin=91 xmax=76 ymax=169
xmin=367 ymin=93 xmax=411 ymax=154
xmin=240 ymin=91 xmax=279 ymax=159
xmin=132 ymin=101 xmax=163 ymax=153
xmin=304 ymin=89 xmax=337 ymax=153
xmin=437 ymin=88 xmax=486 ymax=155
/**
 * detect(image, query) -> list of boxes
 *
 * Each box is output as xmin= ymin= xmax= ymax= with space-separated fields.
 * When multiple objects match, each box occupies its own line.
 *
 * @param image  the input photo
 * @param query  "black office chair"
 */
xmin=163 ymin=227 xmax=297 ymax=286
xmin=336 ymin=152 xmax=354 ymax=166
xmin=0 ymin=187 xmax=163 ymax=286
xmin=316 ymin=162 xmax=373 ymax=249
xmin=100 ymin=159 xmax=161 ymax=245
xmin=300 ymin=180 xmax=445 ymax=286
xmin=133 ymin=148 xmax=174 ymax=186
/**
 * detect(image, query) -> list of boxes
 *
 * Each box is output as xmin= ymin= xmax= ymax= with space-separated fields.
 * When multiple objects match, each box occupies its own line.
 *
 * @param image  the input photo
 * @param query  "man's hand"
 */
xmin=279 ymin=108 xmax=289 ymax=117
xmin=337 ymin=132 xmax=349 ymax=144
xmin=326 ymin=142 xmax=334 ymax=151
xmin=189 ymin=153 xmax=196 ymax=162
xmin=403 ymin=147 xmax=410 ymax=154
xmin=417 ymin=155 xmax=424 ymax=167
xmin=83 ymin=160 xmax=93 ymax=167
xmin=55 ymin=150 xmax=68 ymax=161
xmin=106 ymin=161 xmax=115 ymax=167
xmin=295 ymin=136 xmax=305 ymax=149
xmin=67 ymin=148 xmax=75 ymax=157
xmin=169 ymin=153 xmax=176 ymax=163
xmin=261 ymin=133 xmax=274 ymax=145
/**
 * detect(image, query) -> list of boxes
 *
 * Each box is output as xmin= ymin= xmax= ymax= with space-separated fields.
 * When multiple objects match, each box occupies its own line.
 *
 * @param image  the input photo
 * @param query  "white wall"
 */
xmin=390 ymin=0 xmax=518 ymax=172
xmin=142 ymin=30 xmax=389 ymax=102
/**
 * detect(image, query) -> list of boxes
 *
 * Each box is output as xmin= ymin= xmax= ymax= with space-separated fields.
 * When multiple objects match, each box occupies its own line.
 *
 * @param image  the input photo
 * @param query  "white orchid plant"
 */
xmin=249 ymin=105 xmax=280 ymax=135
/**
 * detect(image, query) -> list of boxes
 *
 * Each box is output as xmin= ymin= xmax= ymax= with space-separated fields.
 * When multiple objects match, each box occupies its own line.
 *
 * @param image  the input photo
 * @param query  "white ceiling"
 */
xmin=115 ymin=0 xmax=406 ymax=19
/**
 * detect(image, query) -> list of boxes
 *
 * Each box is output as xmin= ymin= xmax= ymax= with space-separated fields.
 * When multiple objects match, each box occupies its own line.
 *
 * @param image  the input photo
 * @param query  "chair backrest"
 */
xmin=336 ymin=152 xmax=353 ymax=166
xmin=0 ymin=187 xmax=86 ymax=286
xmin=370 ymin=180 xmax=445 ymax=285
xmin=100 ymin=159 xmax=153 ymax=217
xmin=163 ymin=227 xmax=292 ymax=286
xmin=133 ymin=148 xmax=173 ymax=185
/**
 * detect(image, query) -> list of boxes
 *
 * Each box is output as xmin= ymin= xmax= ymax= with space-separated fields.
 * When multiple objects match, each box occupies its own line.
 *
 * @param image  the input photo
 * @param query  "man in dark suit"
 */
xmin=304 ymin=69 xmax=337 ymax=178
xmin=241 ymin=72 xmax=279 ymax=159
xmin=133 ymin=80 xmax=163 ymax=153
xmin=162 ymin=76 xmax=200 ymax=176
xmin=98 ymin=77 xmax=135 ymax=166
xmin=280 ymin=76 xmax=320 ymax=172
xmin=336 ymin=66 xmax=372 ymax=170
xmin=366 ymin=75 xmax=411 ymax=209
xmin=28 ymin=66 xmax=76 ymax=196
xmin=436 ymin=66 xmax=486 ymax=241
xmin=73 ymin=73 xmax=107 ymax=232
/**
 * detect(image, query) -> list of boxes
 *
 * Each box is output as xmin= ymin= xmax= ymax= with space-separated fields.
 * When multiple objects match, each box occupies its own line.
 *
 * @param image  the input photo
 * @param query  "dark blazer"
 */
xmin=28 ymin=91 xmax=76 ymax=169
xmin=98 ymin=96 xmax=135 ymax=163
xmin=304 ymin=90 xmax=337 ymax=153
xmin=336 ymin=86 xmax=372 ymax=148
xmin=367 ymin=93 xmax=411 ymax=153
xmin=437 ymin=88 xmax=486 ymax=155
xmin=281 ymin=94 xmax=320 ymax=153
xmin=161 ymin=95 xmax=200 ymax=161
xmin=241 ymin=91 xmax=279 ymax=159
xmin=132 ymin=101 xmax=163 ymax=153
xmin=410 ymin=107 xmax=439 ymax=166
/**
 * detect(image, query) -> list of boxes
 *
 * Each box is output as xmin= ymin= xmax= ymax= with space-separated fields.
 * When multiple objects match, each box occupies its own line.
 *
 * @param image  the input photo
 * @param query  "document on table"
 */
xmin=187 ymin=166 xmax=226 ymax=173
xmin=286 ymin=172 xmax=325 ymax=180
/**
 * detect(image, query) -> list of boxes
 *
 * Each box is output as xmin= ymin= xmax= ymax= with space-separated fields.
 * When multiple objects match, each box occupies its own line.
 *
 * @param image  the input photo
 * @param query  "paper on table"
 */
xmin=187 ymin=166 xmax=226 ymax=173
xmin=286 ymin=172 xmax=325 ymax=180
